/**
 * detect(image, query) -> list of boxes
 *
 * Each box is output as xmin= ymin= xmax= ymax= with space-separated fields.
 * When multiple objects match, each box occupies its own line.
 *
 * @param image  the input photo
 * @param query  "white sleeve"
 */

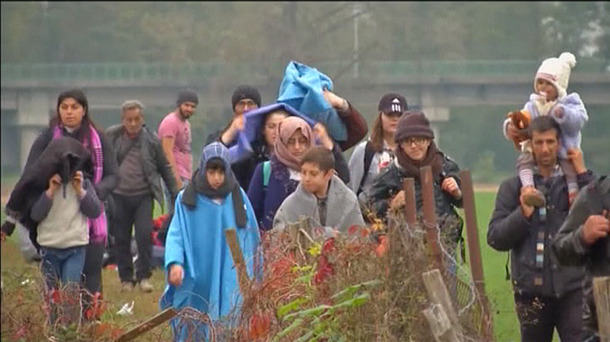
xmin=347 ymin=141 xmax=367 ymax=193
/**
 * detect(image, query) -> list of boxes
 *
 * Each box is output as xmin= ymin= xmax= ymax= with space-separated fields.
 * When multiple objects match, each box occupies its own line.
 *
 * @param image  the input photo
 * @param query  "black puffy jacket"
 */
xmin=487 ymin=170 xmax=595 ymax=298
xmin=358 ymin=154 xmax=464 ymax=245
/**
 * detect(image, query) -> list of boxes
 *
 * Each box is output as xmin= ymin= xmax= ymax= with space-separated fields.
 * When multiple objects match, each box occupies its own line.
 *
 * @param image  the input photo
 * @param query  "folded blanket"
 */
xmin=277 ymin=61 xmax=348 ymax=142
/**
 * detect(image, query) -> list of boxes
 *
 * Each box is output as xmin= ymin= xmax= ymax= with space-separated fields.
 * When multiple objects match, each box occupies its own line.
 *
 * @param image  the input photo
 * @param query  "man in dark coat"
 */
xmin=106 ymin=100 xmax=178 ymax=292
xmin=487 ymin=115 xmax=596 ymax=342
xmin=552 ymin=175 xmax=609 ymax=342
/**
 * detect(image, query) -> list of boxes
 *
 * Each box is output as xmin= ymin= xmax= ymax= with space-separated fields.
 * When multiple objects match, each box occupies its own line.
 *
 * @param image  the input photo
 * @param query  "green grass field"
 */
xmin=471 ymin=191 xmax=520 ymax=342
xmin=1 ymin=191 xmax=543 ymax=341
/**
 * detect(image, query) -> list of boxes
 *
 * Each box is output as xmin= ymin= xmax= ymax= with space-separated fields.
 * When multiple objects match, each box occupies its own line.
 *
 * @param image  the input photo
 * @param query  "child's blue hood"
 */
xmin=199 ymin=142 xmax=231 ymax=170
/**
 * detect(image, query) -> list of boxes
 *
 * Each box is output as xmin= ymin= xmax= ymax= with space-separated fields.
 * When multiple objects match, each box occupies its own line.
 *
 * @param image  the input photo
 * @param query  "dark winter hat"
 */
xmin=378 ymin=93 xmax=408 ymax=115
xmin=176 ymin=89 xmax=199 ymax=106
xmin=231 ymin=85 xmax=261 ymax=110
xmin=394 ymin=111 xmax=434 ymax=143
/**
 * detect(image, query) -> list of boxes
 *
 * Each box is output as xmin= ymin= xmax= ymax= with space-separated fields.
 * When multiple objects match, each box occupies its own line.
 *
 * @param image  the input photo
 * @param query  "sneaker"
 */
xmin=121 ymin=281 xmax=134 ymax=292
xmin=139 ymin=279 xmax=154 ymax=293
xmin=523 ymin=188 xmax=546 ymax=207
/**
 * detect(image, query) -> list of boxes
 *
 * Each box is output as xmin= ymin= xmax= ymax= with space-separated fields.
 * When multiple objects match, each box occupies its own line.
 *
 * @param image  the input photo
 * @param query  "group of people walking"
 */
xmin=1 ymin=52 xmax=607 ymax=342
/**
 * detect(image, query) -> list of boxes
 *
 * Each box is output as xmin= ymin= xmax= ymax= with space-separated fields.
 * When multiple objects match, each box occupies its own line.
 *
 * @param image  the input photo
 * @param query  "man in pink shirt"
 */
xmin=158 ymin=89 xmax=198 ymax=189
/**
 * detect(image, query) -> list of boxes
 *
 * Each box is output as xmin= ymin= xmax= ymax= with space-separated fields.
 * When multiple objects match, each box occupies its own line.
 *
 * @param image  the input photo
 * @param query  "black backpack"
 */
xmin=358 ymin=141 xmax=377 ymax=195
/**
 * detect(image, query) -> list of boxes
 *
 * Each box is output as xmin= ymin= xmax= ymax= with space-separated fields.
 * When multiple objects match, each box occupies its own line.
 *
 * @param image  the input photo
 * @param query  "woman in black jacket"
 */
xmin=21 ymin=89 xmax=119 ymax=321
xmin=359 ymin=111 xmax=464 ymax=248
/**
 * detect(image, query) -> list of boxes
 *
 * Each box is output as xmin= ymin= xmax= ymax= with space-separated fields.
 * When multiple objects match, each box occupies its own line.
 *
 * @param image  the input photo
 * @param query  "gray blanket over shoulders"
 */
xmin=273 ymin=175 xmax=365 ymax=232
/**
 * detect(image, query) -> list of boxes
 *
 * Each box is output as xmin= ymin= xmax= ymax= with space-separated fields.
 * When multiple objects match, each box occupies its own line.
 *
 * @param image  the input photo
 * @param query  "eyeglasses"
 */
xmin=235 ymin=99 xmax=258 ymax=110
xmin=402 ymin=137 xmax=428 ymax=146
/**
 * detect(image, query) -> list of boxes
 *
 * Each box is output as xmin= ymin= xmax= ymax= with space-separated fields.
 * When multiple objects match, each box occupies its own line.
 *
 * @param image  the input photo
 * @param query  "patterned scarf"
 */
xmin=53 ymin=125 xmax=107 ymax=244
xmin=395 ymin=141 xmax=444 ymax=180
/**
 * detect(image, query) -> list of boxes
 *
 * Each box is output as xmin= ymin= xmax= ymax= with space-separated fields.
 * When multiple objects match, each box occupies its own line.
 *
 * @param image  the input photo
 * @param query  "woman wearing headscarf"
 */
xmin=246 ymin=116 xmax=350 ymax=231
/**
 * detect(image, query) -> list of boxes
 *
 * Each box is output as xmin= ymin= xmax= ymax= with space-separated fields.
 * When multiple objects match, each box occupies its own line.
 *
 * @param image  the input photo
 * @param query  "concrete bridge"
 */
xmin=2 ymin=60 xmax=610 ymax=172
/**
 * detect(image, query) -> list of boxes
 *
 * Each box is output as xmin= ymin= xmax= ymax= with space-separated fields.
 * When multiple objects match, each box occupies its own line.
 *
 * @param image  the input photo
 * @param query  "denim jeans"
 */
xmin=40 ymin=245 xmax=87 ymax=290
xmin=40 ymin=245 xmax=86 ymax=326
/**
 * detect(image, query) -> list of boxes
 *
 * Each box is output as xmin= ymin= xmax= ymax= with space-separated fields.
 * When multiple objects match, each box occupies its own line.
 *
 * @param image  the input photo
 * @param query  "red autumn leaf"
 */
xmin=360 ymin=227 xmax=371 ymax=238
xmin=347 ymin=225 xmax=359 ymax=236
xmin=375 ymin=235 xmax=389 ymax=257
xmin=110 ymin=328 xmax=125 ymax=340
xmin=249 ymin=311 xmax=271 ymax=339
xmin=91 ymin=323 xmax=111 ymax=337
xmin=322 ymin=237 xmax=335 ymax=255
xmin=314 ymin=255 xmax=335 ymax=285
xmin=50 ymin=289 xmax=61 ymax=304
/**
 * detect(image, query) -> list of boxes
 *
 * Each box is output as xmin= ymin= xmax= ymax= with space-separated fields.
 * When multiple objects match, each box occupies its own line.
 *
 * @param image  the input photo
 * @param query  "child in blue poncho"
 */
xmin=160 ymin=142 xmax=261 ymax=341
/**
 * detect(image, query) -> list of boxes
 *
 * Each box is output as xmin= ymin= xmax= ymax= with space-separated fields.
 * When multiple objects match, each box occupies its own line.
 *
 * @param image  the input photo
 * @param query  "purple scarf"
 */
xmin=53 ymin=125 xmax=107 ymax=244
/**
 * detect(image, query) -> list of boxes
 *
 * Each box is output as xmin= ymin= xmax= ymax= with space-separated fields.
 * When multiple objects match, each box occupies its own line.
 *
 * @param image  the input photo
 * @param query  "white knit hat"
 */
xmin=534 ymin=52 xmax=577 ymax=99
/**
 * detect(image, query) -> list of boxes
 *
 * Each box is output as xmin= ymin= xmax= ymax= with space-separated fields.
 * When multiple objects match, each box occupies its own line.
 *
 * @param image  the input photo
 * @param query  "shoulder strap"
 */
xmin=263 ymin=161 xmax=271 ymax=188
xmin=359 ymin=141 xmax=376 ymax=192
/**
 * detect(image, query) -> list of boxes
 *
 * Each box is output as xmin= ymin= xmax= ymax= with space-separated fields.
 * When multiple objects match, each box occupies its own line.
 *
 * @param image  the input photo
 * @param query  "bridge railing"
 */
xmin=2 ymin=60 xmax=607 ymax=83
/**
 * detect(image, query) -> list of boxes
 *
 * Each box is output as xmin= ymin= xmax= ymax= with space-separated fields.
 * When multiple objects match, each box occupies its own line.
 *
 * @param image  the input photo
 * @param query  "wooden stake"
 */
xmin=459 ymin=169 xmax=495 ymax=340
xmin=422 ymin=269 xmax=463 ymax=342
xmin=403 ymin=177 xmax=417 ymax=229
xmin=420 ymin=166 xmax=443 ymax=270
xmin=594 ymin=276 xmax=610 ymax=342
xmin=225 ymin=228 xmax=250 ymax=295
xmin=115 ymin=308 xmax=177 ymax=342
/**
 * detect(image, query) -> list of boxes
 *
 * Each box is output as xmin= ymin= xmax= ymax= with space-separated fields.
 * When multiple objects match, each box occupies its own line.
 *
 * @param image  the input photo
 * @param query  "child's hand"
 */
xmin=441 ymin=177 xmax=462 ymax=199
xmin=71 ymin=171 xmax=84 ymax=197
xmin=46 ymin=174 xmax=62 ymax=198
xmin=1 ymin=231 xmax=6 ymax=243
xmin=553 ymin=105 xmax=564 ymax=119
xmin=313 ymin=123 xmax=334 ymax=150
xmin=567 ymin=148 xmax=586 ymax=174
xmin=169 ymin=264 xmax=184 ymax=286
xmin=389 ymin=190 xmax=406 ymax=210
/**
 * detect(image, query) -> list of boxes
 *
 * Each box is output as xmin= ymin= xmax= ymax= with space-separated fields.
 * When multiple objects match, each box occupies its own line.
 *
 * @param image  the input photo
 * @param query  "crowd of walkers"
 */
xmin=1 ymin=54 xmax=608 ymax=342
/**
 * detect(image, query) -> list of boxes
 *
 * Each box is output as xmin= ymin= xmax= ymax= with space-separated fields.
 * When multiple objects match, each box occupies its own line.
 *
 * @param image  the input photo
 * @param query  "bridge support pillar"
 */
xmin=420 ymin=88 xmax=450 ymax=146
xmin=17 ymin=90 xmax=52 ymax=170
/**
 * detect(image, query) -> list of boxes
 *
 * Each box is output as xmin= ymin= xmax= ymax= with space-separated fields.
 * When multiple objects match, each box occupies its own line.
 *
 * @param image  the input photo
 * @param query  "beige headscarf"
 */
xmin=274 ymin=116 xmax=314 ymax=171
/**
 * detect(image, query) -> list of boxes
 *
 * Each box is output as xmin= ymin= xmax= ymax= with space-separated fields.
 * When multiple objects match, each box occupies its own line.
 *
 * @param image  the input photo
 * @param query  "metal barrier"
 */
xmin=2 ymin=59 xmax=607 ymax=83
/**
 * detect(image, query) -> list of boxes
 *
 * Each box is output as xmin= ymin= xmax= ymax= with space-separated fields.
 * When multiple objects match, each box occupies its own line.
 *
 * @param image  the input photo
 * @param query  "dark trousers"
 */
xmin=82 ymin=240 xmax=105 ymax=320
xmin=112 ymin=193 xmax=153 ymax=283
xmin=514 ymin=289 xmax=584 ymax=342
